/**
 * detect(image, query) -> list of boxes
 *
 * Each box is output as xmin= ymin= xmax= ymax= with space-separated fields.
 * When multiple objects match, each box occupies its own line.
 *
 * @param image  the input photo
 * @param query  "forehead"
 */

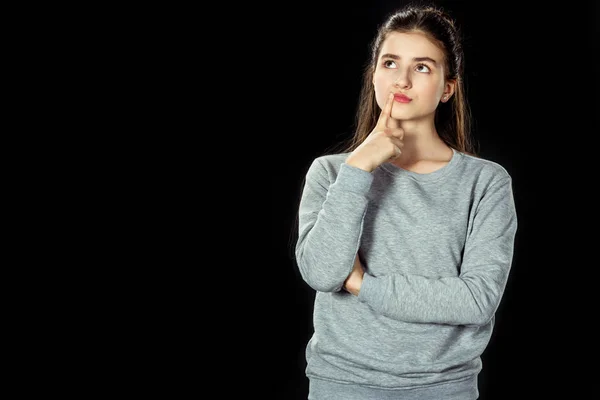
xmin=379 ymin=31 xmax=445 ymax=60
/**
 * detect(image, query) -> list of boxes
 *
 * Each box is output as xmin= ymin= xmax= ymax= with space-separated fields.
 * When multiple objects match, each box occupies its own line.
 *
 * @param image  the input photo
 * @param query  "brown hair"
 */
xmin=332 ymin=4 xmax=478 ymax=156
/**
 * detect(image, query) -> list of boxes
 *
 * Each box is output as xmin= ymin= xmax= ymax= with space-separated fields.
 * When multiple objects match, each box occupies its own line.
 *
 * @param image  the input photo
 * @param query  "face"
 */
xmin=373 ymin=31 xmax=455 ymax=123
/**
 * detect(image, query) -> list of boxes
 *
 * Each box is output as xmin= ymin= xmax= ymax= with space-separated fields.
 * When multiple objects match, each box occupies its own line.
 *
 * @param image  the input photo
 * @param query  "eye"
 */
xmin=383 ymin=60 xmax=397 ymax=68
xmin=415 ymin=63 xmax=431 ymax=73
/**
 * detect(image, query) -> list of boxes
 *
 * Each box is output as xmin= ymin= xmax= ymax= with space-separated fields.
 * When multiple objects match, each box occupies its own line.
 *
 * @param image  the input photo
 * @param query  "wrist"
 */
xmin=345 ymin=156 xmax=373 ymax=172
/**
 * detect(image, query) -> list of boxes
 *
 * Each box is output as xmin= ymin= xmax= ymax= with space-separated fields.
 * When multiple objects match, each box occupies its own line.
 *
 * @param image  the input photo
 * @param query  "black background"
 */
xmin=263 ymin=1 xmax=598 ymax=398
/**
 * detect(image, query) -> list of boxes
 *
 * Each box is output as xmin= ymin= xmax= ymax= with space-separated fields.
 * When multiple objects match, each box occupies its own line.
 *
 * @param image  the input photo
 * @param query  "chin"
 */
xmin=391 ymin=111 xmax=416 ymax=120
xmin=392 ymin=109 xmax=433 ymax=122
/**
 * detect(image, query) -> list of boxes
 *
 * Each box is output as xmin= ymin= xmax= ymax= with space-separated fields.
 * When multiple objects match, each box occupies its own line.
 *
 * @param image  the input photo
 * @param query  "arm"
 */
xmin=356 ymin=178 xmax=518 ymax=326
xmin=295 ymin=159 xmax=374 ymax=292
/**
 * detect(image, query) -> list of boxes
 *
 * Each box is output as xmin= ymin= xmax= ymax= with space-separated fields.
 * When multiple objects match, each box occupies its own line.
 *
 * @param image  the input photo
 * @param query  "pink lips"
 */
xmin=393 ymin=93 xmax=412 ymax=103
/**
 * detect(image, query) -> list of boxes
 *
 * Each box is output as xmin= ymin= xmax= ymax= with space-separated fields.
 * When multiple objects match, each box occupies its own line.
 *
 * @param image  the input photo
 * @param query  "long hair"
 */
xmin=333 ymin=4 xmax=478 ymax=156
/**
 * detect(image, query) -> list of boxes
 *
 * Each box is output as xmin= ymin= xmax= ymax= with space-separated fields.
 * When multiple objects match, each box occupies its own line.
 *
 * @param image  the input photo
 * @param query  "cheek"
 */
xmin=414 ymin=79 xmax=444 ymax=103
xmin=373 ymin=76 xmax=390 ymax=109
xmin=430 ymin=79 xmax=446 ymax=97
xmin=424 ymin=87 xmax=441 ymax=101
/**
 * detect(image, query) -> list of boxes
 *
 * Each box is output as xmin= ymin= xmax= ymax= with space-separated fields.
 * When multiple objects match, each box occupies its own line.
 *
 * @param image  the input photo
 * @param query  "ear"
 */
xmin=441 ymin=79 xmax=456 ymax=103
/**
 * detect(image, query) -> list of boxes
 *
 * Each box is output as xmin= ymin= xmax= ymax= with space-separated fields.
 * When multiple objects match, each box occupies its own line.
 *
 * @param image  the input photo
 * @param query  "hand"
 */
xmin=344 ymin=254 xmax=365 ymax=296
xmin=345 ymin=92 xmax=404 ymax=172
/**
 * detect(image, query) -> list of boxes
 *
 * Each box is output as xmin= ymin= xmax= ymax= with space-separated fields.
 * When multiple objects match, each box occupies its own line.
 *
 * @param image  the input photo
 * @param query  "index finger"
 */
xmin=376 ymin=92 xmax=394 ymax=129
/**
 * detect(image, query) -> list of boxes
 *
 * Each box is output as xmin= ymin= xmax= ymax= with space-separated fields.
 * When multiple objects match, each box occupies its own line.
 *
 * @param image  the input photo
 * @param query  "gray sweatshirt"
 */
xmin=295 ymin=148 xmax=518 ymax=397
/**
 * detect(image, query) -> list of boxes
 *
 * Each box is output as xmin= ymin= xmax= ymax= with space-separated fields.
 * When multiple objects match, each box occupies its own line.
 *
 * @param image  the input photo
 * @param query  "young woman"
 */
xmin=294 ymin=4 xmax=518 ymax=399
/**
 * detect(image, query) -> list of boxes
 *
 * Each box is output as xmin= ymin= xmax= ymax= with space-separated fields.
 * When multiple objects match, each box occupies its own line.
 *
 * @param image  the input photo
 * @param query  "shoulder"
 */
xmin=304 ymin=152 xmax=351 ymax=180
xmin=458 ymin=151 xmax=513 ymax=185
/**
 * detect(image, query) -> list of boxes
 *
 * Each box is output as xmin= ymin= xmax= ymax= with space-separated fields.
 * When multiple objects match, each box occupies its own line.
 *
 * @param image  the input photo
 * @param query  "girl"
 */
xmin=295 ymin=4 xmax=518 ymax=399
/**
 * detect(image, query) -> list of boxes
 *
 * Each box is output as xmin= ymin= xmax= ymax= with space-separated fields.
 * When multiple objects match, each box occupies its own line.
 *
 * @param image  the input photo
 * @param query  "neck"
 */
xmin=389 ymin=118 xmax=450 ymax=163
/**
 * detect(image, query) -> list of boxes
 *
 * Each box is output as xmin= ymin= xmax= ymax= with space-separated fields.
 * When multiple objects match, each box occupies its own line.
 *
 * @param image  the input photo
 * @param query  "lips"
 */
xmin=393 ymin=93 xmax=412 ymax=103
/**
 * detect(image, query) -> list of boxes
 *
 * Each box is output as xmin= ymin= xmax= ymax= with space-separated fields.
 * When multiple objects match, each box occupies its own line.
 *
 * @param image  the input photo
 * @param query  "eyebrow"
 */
xmin=380 ymin=53 xmax=438 ymax=65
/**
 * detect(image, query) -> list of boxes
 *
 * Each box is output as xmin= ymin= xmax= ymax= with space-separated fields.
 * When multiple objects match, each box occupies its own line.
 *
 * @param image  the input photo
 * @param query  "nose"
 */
xmin=393 ymin=70 xmax=411 ymax=89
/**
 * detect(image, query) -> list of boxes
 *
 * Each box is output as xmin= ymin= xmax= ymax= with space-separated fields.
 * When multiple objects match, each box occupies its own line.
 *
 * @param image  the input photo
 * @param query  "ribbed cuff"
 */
xmin=331 ymin=163 xmax=374 ymax=196
xmin=357 ymin=272 xmax=385 ymax=310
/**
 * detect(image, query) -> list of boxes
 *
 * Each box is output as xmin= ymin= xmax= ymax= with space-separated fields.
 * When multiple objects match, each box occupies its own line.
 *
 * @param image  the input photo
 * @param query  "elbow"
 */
xmin=471 ymin=312 xmax=494 ymax=327
xmin=295 ymin=256 xmax=346 ymax=293
xmin=461 ymin=276 xmax=505 ymax=327
xmin=297 ymin=264 xmax=345 ymax=292
xmin=295 ymin=245 xmax=349 ymax=293
xmin=307 ymin=279 xmax=343 ymax=293
xmin=465 ymin=304 xmax=498 ymax=327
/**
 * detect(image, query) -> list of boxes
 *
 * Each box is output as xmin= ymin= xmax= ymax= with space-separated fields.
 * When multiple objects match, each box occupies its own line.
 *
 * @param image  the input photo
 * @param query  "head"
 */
xmin=339 ymin=4 xmax=477 ymax=155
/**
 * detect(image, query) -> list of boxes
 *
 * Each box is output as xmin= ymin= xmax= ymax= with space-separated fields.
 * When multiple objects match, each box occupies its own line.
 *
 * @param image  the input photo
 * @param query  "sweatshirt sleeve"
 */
xmin=358 ymin=177 xmax=518 ymax=326
xmin=295 ymin=159 xmax=374 ymax=292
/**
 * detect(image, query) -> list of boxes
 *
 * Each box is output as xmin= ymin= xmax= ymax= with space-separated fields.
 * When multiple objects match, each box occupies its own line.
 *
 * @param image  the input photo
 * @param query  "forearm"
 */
xmin=296 ymin=163 xmax=373 ymax=292
xmin=358 ymin=269 xmax=509 ymax=326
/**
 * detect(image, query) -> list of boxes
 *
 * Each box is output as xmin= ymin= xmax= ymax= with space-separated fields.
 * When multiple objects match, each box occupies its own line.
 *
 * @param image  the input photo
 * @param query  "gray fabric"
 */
xmin=296 ymin=148 xmax=517 ymax=395
xmin=309 ymin=375 xmax=478 ymax=399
